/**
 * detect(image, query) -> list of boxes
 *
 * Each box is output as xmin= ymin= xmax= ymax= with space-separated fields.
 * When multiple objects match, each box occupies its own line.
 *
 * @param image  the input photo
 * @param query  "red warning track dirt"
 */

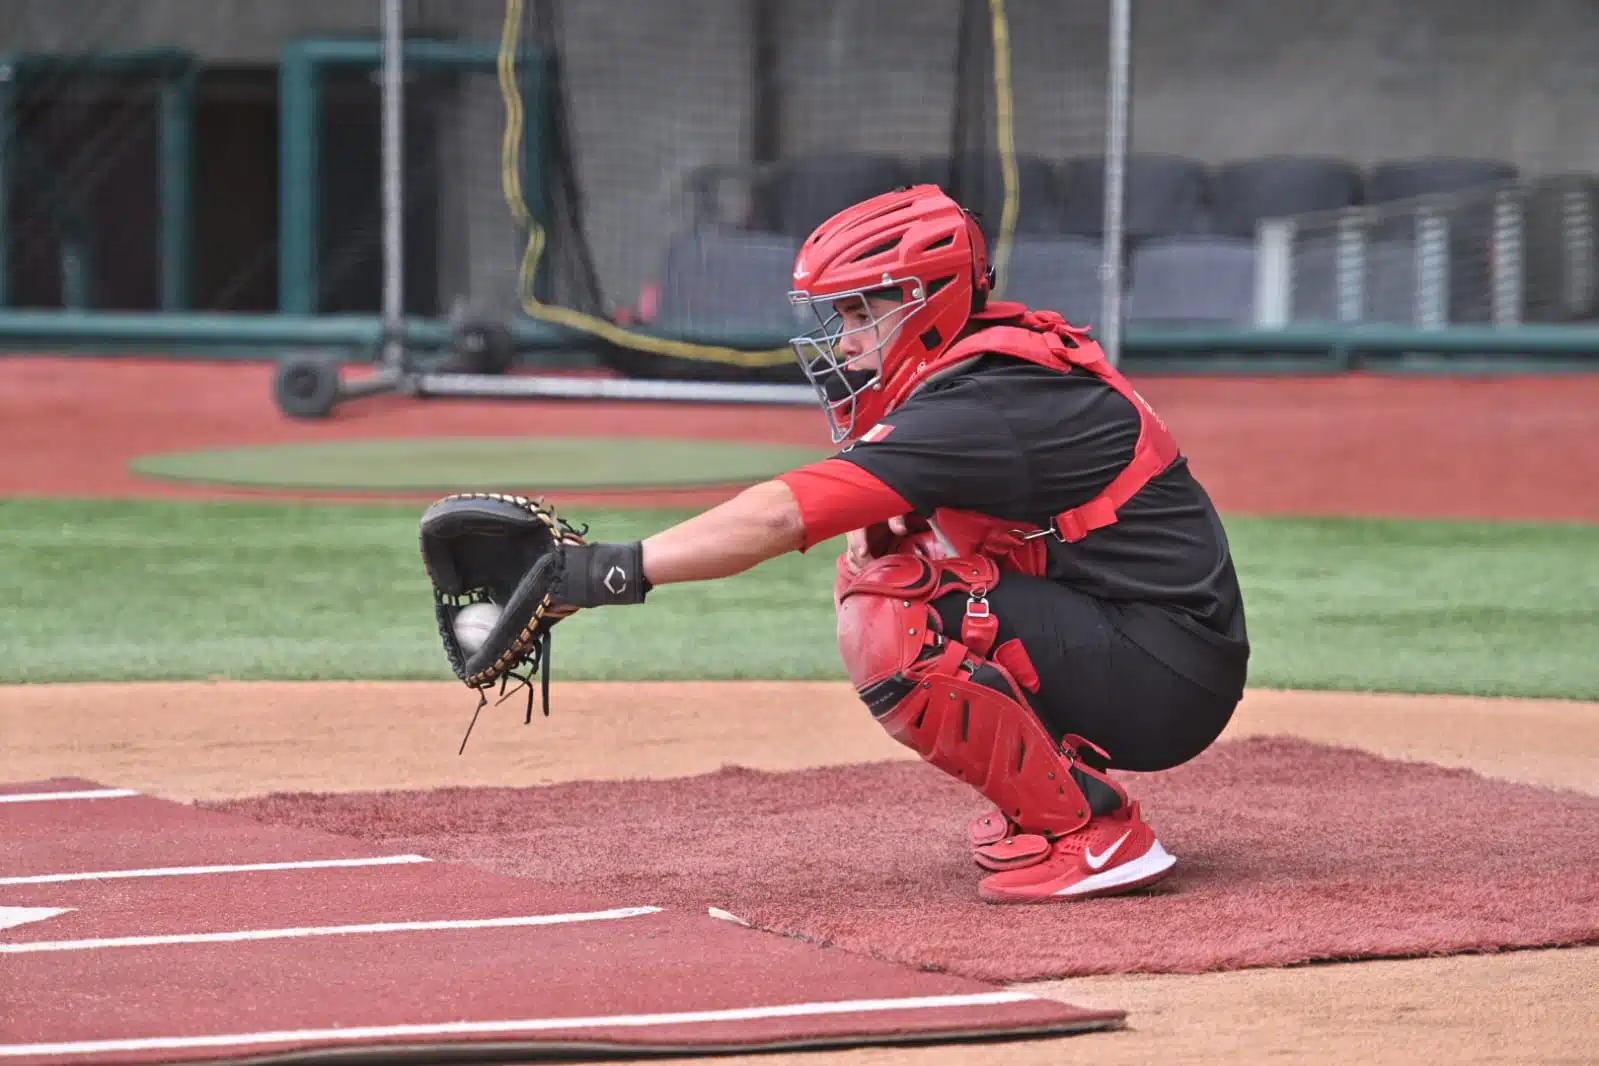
xmin=5 ymin=356 xmax=1597 ymax=518
xmin=0 ymin=779 xmax=1118 ymax=1063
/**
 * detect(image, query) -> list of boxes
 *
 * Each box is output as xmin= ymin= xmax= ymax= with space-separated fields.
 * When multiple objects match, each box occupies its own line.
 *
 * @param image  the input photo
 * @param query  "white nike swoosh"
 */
xmin=1084 ymin=829 xmax=1133 ymax=870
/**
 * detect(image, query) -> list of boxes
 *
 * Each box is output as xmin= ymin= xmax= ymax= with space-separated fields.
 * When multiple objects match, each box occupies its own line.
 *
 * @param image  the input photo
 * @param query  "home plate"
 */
xmin=0 ymin=907 xmax=71 ymax=933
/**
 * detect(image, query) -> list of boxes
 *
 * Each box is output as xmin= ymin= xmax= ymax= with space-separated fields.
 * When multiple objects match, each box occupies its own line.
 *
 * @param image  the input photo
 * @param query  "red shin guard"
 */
xmin=836 ymin=553 xmax=1128 ymax=867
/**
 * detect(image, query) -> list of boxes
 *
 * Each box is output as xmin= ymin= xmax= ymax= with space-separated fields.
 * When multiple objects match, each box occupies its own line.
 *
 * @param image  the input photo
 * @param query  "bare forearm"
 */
xmin=641 ymin=480 xmax=806 ymax=585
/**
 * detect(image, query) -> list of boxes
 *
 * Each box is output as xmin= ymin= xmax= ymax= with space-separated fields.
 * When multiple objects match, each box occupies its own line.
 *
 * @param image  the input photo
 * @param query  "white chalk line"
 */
xmin=0 ymin=992 xmax=1045 ymax=1058
xmin=0 ymin=906 xmax=663 ymax=954
xmin=0 ymin=854 xmax=433 ymax=886
xmin=0 ymin=788 xmax=138 ymax=804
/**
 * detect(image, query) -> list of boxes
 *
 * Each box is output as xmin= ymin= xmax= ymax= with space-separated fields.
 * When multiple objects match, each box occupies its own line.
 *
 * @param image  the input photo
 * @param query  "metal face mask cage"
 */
xmin=788 ymin=276 xmax=927 ymax=443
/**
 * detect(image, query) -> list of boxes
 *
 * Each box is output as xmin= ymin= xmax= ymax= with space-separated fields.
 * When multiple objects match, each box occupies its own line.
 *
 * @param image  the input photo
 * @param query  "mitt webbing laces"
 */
xmin=456 ymin=630 xmax=554 ymax=755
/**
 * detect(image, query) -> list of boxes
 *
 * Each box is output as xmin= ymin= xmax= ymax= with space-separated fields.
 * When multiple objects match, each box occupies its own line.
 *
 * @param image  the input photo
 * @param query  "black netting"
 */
xmin=497 ymin=0 xmax=1110 ymax=379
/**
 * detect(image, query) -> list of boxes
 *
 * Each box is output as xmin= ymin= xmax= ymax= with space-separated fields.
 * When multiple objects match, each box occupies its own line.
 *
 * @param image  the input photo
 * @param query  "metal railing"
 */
xmin=1253 ymin=175 xmax=1597 ymax=330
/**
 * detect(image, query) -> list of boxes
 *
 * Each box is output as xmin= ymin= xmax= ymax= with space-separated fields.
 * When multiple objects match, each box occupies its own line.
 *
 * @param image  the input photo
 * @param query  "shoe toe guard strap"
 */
xmin=973 ymin=832 xmax=1051 ymax=872
xmin=968 ymin=807 xmax=1014 ymax=847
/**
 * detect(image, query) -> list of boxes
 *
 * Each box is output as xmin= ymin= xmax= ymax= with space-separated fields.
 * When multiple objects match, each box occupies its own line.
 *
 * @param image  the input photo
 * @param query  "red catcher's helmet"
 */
xmin=788 ymin=184 xmax=992 ymax=442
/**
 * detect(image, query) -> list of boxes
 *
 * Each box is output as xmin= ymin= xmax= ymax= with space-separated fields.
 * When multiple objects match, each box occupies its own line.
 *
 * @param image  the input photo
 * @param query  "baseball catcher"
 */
xmin=420 ymin=184 xmax=1250 ymax=904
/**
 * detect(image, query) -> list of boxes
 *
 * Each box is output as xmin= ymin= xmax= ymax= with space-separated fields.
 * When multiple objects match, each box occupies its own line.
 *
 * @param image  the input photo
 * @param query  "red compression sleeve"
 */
xmin=776 ymin=458 xmax=914 ymax=551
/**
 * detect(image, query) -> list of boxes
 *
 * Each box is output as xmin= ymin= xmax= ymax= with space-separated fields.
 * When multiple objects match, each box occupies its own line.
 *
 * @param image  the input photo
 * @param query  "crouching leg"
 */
xmin=835 ymin=553 xmax=1176 ymax=901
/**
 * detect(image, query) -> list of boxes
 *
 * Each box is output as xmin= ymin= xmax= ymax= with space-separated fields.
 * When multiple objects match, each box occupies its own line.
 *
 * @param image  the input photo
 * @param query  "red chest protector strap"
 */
xmin=936 ymin=310 xmax=1182 ymax=544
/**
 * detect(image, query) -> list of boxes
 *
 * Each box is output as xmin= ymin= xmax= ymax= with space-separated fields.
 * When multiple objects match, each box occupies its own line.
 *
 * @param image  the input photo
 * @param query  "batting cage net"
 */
xmin=460 ymin=0 xmax=1117 ymax=380
xmin=0 ymin=0 xmax=1117 ymax=381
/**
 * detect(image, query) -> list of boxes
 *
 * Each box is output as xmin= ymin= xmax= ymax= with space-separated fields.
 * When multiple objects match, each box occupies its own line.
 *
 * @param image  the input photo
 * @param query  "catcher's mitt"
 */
xmin=418 ymin=493 xmax=588 ymax=728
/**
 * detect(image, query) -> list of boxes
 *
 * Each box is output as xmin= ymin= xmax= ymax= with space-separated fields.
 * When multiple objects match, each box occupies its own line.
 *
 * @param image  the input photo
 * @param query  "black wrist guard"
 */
xmin=557 ymin=541 xmax=650 ymax=608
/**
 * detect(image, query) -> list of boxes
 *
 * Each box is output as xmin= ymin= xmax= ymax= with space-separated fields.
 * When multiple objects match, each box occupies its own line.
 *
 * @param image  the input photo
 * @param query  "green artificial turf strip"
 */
xmin=0 ymin=498 xmax=1594 ymax=699
xmin=129 ymin=437 xmax=831 ymax=493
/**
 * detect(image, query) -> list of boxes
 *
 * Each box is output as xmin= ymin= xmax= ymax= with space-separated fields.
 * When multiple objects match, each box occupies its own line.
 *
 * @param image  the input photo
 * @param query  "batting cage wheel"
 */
xmin=272 ymin=352 xmax=344 ymax=419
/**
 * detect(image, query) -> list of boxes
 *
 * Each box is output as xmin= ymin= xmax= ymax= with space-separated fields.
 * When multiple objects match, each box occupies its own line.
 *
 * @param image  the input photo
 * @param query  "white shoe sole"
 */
xmin=1054 ymin=839 xmax=1177 ymax=898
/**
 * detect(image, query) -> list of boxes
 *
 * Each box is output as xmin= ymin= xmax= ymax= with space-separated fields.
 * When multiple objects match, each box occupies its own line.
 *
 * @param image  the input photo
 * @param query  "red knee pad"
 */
xmin=835 ymin=553 xmax=1003 ymax=686
xmin=834 ymin=579 xmax=946 ymax=700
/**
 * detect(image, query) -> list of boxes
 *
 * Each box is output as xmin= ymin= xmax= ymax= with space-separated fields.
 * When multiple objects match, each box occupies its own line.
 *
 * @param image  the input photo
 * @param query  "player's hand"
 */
xmin=844 ymin=516 xmax=916 ymax=574
xmin=844 ymin=527 xmax=875 ymax=575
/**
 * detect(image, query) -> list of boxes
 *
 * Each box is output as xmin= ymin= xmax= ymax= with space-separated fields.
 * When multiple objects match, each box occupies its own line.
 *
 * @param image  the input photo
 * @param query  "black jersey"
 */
xmin=834 ymin=354 xmax=1250 ymax=697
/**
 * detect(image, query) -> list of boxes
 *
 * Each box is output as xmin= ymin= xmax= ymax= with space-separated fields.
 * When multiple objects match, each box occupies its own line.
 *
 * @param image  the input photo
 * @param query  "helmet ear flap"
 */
xmin=964 ymin=210 xmax=992 ymax=311
xmin=973 ymin=265 xmax=996 ymax=312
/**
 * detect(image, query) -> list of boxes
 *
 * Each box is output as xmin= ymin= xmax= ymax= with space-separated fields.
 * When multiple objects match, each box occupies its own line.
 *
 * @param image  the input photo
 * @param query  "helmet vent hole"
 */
xmin=919 ymin=326 xmax=943 ymax=350
xmin=853 ymin=237 xmax=902 ymax=262
xmin=924 ymin=235 xmax=956 ymax=250
xmin=925 ymin=276 xmax=953 ymax=298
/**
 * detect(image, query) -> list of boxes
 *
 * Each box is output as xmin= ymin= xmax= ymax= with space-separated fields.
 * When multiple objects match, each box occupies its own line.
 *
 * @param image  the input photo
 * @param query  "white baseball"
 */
xmin=453 ymin=602 xmax=504 ymax=656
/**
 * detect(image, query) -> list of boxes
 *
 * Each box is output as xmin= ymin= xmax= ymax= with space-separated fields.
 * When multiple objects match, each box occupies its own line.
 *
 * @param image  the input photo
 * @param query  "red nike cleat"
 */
xmin=977 ymin=801 xmax=1177 ymax=903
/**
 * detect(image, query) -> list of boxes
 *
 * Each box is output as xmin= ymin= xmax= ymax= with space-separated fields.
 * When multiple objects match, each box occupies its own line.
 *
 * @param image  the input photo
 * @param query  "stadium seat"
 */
xmin=995 ymin=236 xmax=1105 ymax=324
xmin=1126 ymin=236 xmax=1257 ymax=325
xmin=1058 ymin=154 xmax=1211 ymax=239
xmin=1365 ymin=157 xmax=1519 ymax=203
xmin=651 ymin=229 xmax=806 ymax=334
xmin=914 ymin=153 xmax=1068 ymax=238
xmin=758 ymin=153 xmax=911 ymax=239
xmin=1209 ymin=156 xmax=1363 ymax=237
xmin=680 ymin=162 xmax=765 ymax=230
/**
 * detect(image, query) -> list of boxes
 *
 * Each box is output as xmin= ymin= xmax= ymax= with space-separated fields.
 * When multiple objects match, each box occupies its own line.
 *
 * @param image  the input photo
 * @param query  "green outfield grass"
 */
xmin=128 ymin=437 xmax=831 ymax=493
xmin=1 ymin=498 xmax=1594 ymax=699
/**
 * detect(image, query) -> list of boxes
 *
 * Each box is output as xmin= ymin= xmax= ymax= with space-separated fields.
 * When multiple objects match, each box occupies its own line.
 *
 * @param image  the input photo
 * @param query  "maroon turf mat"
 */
xmin=0 ymin=779 xmax=1120 ymax=1063
xmin=215 ymin=737 xmax=1599 ymax=982
xmin=1 ymin=779 xmax=411 ymax=876
xmin=1 ymin=860 xmax=615 ymax=943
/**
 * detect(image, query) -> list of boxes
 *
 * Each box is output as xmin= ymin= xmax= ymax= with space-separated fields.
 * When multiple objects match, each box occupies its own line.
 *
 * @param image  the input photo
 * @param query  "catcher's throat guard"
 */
xmin=419 ymin=493 xmax=588 ymax=746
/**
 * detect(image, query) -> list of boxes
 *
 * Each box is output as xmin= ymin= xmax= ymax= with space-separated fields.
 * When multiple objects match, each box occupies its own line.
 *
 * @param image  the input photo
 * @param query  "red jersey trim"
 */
xmin=777 ymin=458 xmax=914 ymax=551
xmin=858 ymin=423 xmax=896 ymax=443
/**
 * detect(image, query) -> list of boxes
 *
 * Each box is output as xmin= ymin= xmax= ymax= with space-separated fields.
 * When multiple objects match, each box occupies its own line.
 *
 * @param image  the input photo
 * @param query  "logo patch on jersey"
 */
xmin=859 ymin=423 xmax=896 ymax=444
